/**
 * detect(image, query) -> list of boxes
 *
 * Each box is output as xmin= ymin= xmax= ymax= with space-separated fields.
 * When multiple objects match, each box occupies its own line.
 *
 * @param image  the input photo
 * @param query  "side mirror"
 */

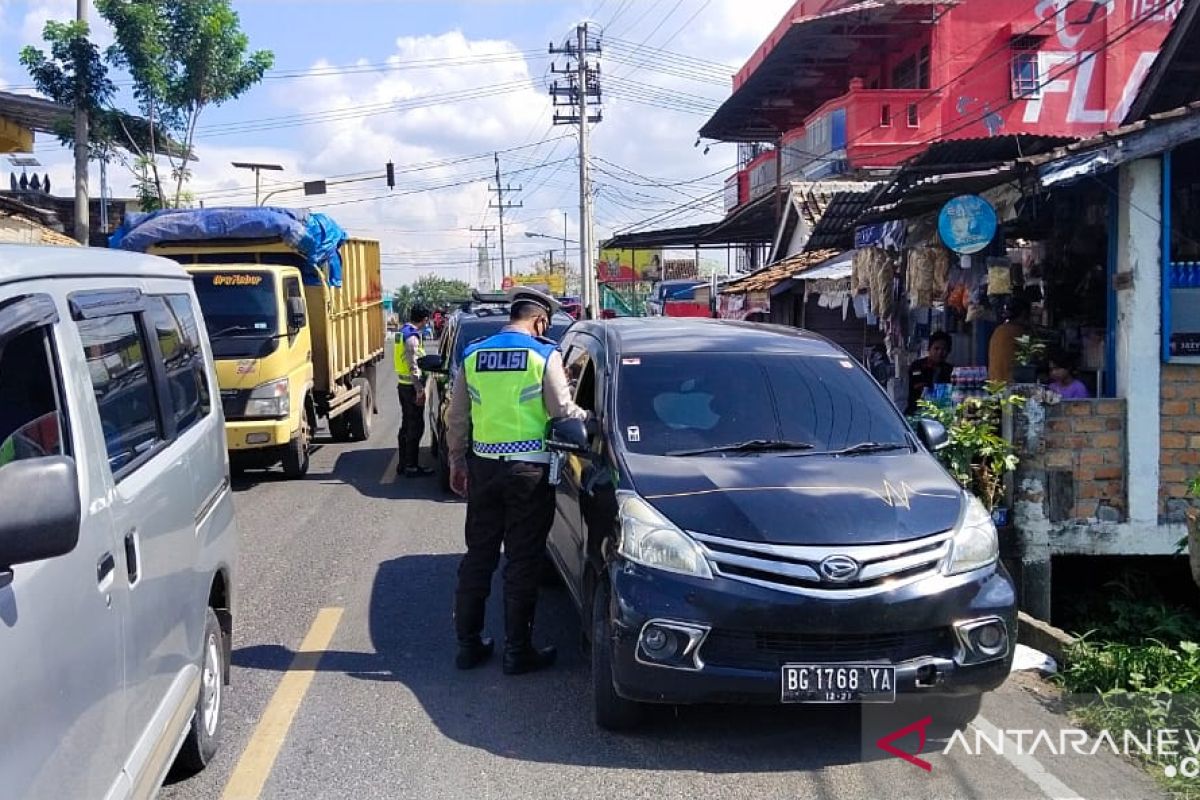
xmin=286 ymin=296 xmax=307 ymax=331
xmin=546 ymin=417 xmax=592 ymax=455
xmin=916 ymin=418 xmax=949 ymax=451
xmin=417 ymin=354 xmax=446 ymax=374
xmin=0 ymin=456 xmax=81 ymax=586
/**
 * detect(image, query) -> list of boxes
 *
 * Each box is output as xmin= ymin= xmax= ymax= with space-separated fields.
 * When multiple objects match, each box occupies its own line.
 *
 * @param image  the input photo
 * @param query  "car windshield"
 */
xmin=192 ymin=271 xmax=280 ymax=359
xmin=616 ymin=352 xmax=911 ymax=456
xmin=452 ymin=317 xmax=570 ymax=366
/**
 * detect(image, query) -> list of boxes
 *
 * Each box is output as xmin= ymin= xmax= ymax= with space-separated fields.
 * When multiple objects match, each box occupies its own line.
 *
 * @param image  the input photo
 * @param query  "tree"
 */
xmin=96 ymin=0 xmax=274 ymax=208
xmin=393 ymin=275 xmax=472 ymax=321
xmin=20 ymin=1 xmax=273 ymax=211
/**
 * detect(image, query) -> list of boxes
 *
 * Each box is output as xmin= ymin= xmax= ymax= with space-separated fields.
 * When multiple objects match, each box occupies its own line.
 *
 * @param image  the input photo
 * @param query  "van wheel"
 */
xmin=591 ymin=583 xmax=643 ymax=731
xmin=175 ymin=608 xmax=224 ymax=775
xmin=282 ymin=405 xmax=311 ymax=478
xmin=346 ymin=378 xmax=372 ymax=441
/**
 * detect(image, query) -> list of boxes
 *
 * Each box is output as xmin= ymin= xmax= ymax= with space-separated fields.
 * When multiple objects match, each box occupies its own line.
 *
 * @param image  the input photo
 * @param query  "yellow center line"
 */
xmin=380 ymin=452 xmax=399 ymax=484
xmin=221 ymin=607 xmax=345 ymax=800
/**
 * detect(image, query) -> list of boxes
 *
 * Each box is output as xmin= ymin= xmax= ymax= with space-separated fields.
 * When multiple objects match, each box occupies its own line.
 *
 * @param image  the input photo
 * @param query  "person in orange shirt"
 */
xmin=988 ymin=298 xmax=1028 ymax=384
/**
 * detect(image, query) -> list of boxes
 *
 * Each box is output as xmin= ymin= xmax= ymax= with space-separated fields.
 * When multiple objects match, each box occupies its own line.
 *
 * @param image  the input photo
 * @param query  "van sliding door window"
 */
xmin=0 ymin=325 xmax=67 ymax=467
xmin=78 ymin=313 xmax=165 ymax=477
xmin=147 ymin=296 xmax=212 ymax=434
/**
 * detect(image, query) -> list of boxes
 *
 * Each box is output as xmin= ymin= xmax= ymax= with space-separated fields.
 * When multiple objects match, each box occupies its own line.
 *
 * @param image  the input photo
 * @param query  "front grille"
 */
xmin=690 ymin=529 xmax=953 ymax=597
xmin=701 ymin=627 xmax=955 ymax=670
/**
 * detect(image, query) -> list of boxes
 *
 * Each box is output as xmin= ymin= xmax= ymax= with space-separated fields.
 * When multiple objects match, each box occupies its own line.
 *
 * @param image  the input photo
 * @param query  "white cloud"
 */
xmin=19 ymin=0 xmax=113 ymax=49
xmin=26 ymin=1 xmax=794 ymax=291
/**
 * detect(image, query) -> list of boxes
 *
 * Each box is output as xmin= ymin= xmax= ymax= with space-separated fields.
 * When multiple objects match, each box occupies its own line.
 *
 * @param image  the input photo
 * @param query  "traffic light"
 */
xmin=386 ymin=161 xmax=395 ymax=189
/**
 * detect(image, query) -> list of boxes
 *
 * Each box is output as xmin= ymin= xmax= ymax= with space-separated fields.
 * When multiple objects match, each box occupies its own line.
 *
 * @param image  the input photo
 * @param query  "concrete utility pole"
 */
xmin=550 ymin=23 xmax=602 ymax=317
xmin=73 ymin=0 xmax=89 ymax=245
xmin=470 ymin=225 xmax=496 ymax=289
xmin=489 ymin=154 xmax=522 ymax=284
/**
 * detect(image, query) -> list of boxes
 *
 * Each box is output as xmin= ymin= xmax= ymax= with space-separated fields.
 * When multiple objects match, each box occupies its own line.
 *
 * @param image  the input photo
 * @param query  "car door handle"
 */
xmin=124 ymin=530 xmax=140 ymax=585
xmin=97 ymin=552 xmax=116 ymax=585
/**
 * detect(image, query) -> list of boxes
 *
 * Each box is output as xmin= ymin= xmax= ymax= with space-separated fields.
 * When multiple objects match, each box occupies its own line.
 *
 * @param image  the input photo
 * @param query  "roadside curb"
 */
xmin=1017 ymin=611 xmax=1076 ymax=666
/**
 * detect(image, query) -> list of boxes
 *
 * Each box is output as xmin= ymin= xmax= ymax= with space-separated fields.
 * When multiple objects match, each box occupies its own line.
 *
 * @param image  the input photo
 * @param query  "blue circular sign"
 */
xmin=938 ymin=194 xmax=998 ymax=255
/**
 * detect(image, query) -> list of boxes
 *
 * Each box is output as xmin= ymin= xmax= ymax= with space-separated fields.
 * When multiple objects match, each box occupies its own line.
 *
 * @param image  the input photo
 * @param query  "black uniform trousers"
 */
xmin=396 ymin=382 xmax=424 ymax=469
xmin=455 ymin=454 xmax=555 ymax=645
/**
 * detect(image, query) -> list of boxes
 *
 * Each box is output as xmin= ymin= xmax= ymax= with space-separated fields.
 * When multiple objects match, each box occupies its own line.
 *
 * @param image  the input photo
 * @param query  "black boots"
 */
xmin=454 ymin=596 xmax=494 ymax=670
xmin=502 ymin=597 xmax=557 ymax=675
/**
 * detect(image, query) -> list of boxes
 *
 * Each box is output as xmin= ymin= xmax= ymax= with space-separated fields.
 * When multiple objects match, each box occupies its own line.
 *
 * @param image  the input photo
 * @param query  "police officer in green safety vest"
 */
xmin=395 ymin=304 xmax=433 ymax=477
xmin=446 ymin=287 xmax=591 ymax=674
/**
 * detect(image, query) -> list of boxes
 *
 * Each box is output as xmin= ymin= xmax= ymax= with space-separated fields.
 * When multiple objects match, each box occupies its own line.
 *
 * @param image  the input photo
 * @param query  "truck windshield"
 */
xmin=616 ymin=353 xmax=911 ymax=457
xmin=192 ymin=271 xmax=281 ymax=359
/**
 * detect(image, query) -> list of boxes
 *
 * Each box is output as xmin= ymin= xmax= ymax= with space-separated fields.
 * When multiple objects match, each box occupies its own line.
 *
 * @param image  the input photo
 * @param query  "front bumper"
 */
xmin=606 ymin=559 xmax=1016 ymax=706
xmin=225 ymin=419 xmax=294 ymax=451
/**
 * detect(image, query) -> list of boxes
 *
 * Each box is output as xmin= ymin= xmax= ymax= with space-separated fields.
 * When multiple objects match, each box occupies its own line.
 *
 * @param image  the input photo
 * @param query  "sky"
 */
xmin=0 ymin=0 xmax=796 ymax=293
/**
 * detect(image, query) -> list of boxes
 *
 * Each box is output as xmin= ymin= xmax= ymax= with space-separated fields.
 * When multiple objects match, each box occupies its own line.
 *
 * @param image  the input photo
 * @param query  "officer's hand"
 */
xmin=450 ymin=462 xmax=468 ymax=498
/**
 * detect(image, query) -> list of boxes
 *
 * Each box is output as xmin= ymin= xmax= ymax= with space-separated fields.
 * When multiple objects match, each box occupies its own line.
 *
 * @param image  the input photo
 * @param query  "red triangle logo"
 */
xmin=876 ymin=716 xmax=933 ymax=772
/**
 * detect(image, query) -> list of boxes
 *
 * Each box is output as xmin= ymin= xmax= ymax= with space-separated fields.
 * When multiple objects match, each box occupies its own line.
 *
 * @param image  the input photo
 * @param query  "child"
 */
xmin=1047 ymin=349 xmax=1089 ymax=400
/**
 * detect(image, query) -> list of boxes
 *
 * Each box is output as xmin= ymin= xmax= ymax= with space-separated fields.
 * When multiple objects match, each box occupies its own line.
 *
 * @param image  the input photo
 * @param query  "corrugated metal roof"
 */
xmin=721 ymin=248 xmax=838 ymax=294
xmin=803 ymin=187 xmax=882 ymax=252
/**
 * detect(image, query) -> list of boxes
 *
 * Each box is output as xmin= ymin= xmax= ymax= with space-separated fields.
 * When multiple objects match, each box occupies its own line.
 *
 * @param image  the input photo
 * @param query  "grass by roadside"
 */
xmin=1057 ymin=573 xmax=1200 ymax=798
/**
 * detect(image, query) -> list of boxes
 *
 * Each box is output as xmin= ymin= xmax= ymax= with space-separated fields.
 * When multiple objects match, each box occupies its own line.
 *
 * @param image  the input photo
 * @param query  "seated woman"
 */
xmin=1047 ymin=349 xmax=1089 ymax=400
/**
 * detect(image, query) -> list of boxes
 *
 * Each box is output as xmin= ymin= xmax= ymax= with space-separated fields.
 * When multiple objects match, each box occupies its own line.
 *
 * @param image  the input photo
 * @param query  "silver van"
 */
xmin=0 ymin=245 xmax=237 ymax=798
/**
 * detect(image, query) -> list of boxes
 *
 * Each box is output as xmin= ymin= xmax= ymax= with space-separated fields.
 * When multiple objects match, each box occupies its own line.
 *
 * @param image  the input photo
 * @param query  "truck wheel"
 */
xmin=174 ymin=608 xmax=224 ymax=775
xmin=346 ymin=378 xmax=373 ymax=441
xmin=328 ymin=414 xmax=352 ymax=443
xmin=281 ymin=404 xmax=312 ymax=478
xmin=592 ymin=583 xmax=643 ymax=731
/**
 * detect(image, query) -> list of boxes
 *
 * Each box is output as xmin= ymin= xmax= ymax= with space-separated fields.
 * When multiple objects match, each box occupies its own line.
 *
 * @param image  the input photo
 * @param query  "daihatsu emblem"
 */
xmin=819 ymin=555 xmax=860 ymax=583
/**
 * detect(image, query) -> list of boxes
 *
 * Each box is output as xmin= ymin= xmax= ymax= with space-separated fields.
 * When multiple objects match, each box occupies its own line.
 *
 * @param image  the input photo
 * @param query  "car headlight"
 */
xmin=244 ymin=378 xmax=290 ymax=418
xmin=945 ymin=495 xmax=999 ymax=576
xmin=617 ymin=492 xmax=713 ymax=579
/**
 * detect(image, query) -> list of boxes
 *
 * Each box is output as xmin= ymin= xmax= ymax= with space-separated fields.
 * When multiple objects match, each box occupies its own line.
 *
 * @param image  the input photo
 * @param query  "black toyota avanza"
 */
xmin=545 ymin=318 xmax=1015 ymax=731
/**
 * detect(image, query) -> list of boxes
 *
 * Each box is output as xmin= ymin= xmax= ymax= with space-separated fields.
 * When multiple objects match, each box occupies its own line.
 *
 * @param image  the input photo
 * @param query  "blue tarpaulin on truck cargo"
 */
xmin=109 ymin=207 xmax=348 ymax=287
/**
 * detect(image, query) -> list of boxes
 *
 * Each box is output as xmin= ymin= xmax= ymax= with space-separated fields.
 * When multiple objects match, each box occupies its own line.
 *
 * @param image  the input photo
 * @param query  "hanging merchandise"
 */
xmin=987 ymin=264 xmax=1012 ymax=295
xmin=868 ymin=250 xmax=896 ymax=319
xmin=852 ymin=247 xmax=872 ymax=294
xmin=906 ymin=245 xmax=952 ymax=309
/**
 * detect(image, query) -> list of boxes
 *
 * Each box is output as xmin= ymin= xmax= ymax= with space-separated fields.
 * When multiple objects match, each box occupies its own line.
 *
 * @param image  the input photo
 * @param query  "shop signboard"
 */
xmin=598 ymin=248 xmax=664 ymax=282
xmin=507 ymin=271 xmax=566 ymax=295
xmin=938 ymin=194 xmax=998 ymax=255
xmin=1167 ymin=262 xmax=1200 ymax=362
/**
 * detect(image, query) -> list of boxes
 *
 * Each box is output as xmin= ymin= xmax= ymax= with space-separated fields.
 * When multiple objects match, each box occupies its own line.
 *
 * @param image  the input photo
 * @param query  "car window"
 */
xmin=78 ymin=312 xmax=164 ymax=476
xmin=148 ymin=295 xmax=212 ymax=434
xmin=616 ymin=353 xmax=911 ymax=456
xmin=564 ymin=347 xmax=597 ymax=413
xmin=0 ymin=326 xmax=66 ymax=467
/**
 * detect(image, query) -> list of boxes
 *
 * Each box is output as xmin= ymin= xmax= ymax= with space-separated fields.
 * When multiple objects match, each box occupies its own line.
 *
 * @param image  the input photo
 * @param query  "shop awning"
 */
xmin=724 ymin=248 xmax=838 ymax=295
xmin=700 ymin=0 xmax=958 ymax=143
xmin=0 ymin=90 xmax=191 ymax=159
xmin=601 ymin=187 xmax=785 ymax=251
xmin=796 ymin=250 xmax=853 ymax=281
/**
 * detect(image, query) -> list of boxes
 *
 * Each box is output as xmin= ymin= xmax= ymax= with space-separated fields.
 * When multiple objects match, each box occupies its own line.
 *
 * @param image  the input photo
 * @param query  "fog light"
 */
xmin=246 ymin=433 xmax=270 ymax=444
xmin=635 ymin=620 xmax=709 ymax=671
xmin=953 ymin=617 xmax=1009 ymax=665
xmin=975 ymin=622 xmax=1005 ymax=653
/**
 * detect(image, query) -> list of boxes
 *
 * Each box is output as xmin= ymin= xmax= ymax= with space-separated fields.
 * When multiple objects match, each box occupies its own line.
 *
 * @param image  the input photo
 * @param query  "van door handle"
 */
xmin=124 ymin=530 xmax=139 ymax=585
xmin=97 ymin=552 xmax=115 ymax=584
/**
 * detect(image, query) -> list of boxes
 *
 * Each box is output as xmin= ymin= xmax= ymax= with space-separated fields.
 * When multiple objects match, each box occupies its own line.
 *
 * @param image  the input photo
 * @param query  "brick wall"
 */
xmin=1034 ymin=399 xmax=1127 ymax=522
xmin=1160 ymin=364 xmax=1200 ymax=519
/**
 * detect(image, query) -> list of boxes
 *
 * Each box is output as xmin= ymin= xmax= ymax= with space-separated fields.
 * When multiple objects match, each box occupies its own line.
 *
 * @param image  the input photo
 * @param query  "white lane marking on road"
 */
xmin=221 ymin=607 xmax=345 ymax=800
xmin=970 ymin=715 xmax=1086 ymax=800
xmin=380 ymin=452 xmax=399 ymax=484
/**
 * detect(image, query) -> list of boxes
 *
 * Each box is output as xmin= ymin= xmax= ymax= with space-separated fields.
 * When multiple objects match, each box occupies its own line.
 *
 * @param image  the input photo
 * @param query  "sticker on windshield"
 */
xmin=627 ymin=426 xmax=641 ymax=443
xmin=622 ymin=357 xmax=641 ymax=366
xmin=254 ymin=322 xmax=269 ymax=329
xmin=211 ymin=273 xmax=264 ymax=287
xmin=840 ymin=359 xmax=853 ymax=369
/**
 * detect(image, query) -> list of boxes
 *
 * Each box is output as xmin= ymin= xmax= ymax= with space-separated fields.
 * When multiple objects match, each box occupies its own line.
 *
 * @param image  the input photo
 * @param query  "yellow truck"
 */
xmin=111 ymin=208 xmax=385 ymax=477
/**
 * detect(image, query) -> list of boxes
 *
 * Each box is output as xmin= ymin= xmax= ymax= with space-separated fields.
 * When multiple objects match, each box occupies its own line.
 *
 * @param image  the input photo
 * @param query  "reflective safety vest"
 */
xmin=394 ymin=323 xmax=425 ymax=385
xmin=463 ymin=331 xmax=555 ymax=458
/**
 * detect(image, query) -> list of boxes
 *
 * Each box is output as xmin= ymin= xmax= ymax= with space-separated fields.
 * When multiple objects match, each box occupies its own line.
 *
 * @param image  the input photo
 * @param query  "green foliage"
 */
xmin=20 ymin=1 xmax=273 ymax=210
xmin=1014 ymin=334 xmax=1047 ymax=366
xmin=915 ymin=382 xmax=1022 ymax=510
xmin=1058 ymin=575 xmax=1200 ymax=794
xmin=392 ymin=276 xmax=472 ymax=322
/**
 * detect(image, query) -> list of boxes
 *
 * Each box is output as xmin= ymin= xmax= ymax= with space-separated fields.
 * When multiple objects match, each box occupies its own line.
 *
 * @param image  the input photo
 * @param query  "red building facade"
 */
xmin=707 ymin=0 xmax=1182 ymax=211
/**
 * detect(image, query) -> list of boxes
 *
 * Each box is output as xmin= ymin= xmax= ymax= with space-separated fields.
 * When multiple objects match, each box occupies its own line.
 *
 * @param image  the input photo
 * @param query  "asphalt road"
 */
xmin=161 ymin=356 xmax=1167 ymax=800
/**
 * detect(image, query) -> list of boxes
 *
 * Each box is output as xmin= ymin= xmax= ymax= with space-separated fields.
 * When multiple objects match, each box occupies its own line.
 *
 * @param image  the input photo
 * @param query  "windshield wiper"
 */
xmin=209 ymin=325 xmax=281 ymax=339
xmin=667 ymin=439 xmax=816 ymax=457
xmin=821 ymin=441 xmax=912 ymax=456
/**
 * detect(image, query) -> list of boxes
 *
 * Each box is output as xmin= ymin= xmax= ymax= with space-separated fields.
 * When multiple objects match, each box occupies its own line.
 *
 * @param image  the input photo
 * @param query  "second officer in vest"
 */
xmin=445 ymin=287 xmax=591 ymax=674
